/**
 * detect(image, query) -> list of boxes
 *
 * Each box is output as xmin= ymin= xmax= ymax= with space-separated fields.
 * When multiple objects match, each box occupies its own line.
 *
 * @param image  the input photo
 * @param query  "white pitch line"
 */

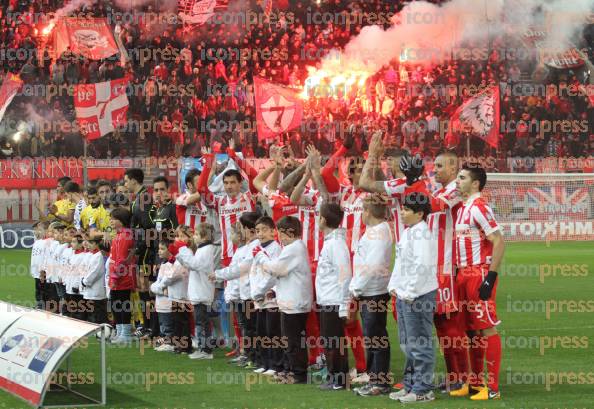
xmin=502 ymin=325 xmax=594 ymax=332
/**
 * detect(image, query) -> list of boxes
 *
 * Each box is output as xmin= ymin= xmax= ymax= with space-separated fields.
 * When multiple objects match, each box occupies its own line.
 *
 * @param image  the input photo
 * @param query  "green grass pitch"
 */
xmin=1 ymin=241 xmax=593 ymax=409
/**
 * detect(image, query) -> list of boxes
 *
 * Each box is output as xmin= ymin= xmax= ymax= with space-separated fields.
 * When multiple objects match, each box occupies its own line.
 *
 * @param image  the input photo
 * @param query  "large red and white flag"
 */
xmin=0 ymin=73 xmax=23 ymax=124
xmin=74 ymin=78 xmax=129 ymax=140
xmin=445 ymin=85 xmax=500 ymax=148
xmin=54 ymin=18 xmax=118 ymax=60
xmin=254 ymin=77 xmax=303 ymax=141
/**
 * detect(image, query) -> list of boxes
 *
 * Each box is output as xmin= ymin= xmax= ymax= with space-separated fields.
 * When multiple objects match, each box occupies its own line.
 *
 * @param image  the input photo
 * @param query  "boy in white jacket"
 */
xmin=81 ymin=237 xmax=108 ymax=325
xmin=41 ymin=222 xmax=67 ymax=314
xmin=210 ymin=224 xmax=244 ymax=361
xmin=210 ymin=212 xmax=261 ymax=368
xmin=388 ymin=193 xmax=438 ymax=404
xmin=350 ymin=196 xmax=394 ymax=397
xmin=150 ymin=241 xmax=176 ymax=352
xmin=177 ymin=223 xmax=220 ymax=359
xmin=315 ymin=203 xmax=352 ymax=390
xmin=159 ymin=228 xmax=193 ymax=354
xmin=63 ymin=234 xmax=86 ymax=320
xmin=31 ymin=221 xmax=50 ymax=310
xmin=260 ymin=216 xmax=313 ymax=385
xmin=250 ymin=216 xmax=283 ymax=376
xmin=55 ymin=227 xmax=75 ymax=316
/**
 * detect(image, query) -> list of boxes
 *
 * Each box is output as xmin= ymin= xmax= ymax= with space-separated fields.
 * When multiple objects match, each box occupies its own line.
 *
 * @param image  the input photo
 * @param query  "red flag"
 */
xmin=74 ymin=78 xmax=129 ymax=140
xmin=0 ymin=73 xmax=23 ymax=124
xmin=445 ymin=85 xmax=500 ymax=148
xmin=54 ymin=18 xmax=118 ymax=60
xmin=254 ymin=77 xmax=303 ymax=141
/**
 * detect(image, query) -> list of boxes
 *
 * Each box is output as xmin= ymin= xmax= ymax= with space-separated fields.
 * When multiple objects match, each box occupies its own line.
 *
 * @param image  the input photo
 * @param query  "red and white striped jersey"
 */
xmin=427 ymin=180 xmax=462 ymax=275
xmin=339 ymin=185 xmax=367 ymax=252
xmin=388 ymin=200 xmax=404 ymax=244
xmin=384 ymin=177 xmax=431 ymax=243
xmin=176 ymin=192 xmax=210 ymax=228
xmin=427 ymin=180 xmax=462 ymax=313
xmin=213 ymin=192 xmax=256 ymax=260
xmin=384 ymin=178 xmax=407 ymax=243
xmin=455 ymin=193 xmax=500 ymax=268
xmin=176 ymin=192 xmax=221 ymax=243
xmin=262 ymin=185 xmax=299 ymax=222
xmin=299 ymin=187 xmax=324 ymax=262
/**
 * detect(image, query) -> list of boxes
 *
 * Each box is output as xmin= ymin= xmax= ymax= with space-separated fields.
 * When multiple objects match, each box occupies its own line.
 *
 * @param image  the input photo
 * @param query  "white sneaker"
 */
xmin=262 ymin=369 xmax=276 ymax=376
xmin=389 ymin=388 xmax=409 ymax=401
xmin=349 ymin=368 xmax=358 ymax=379
xmin=189 ymin=350 xmax=213 ymax=360
xmin=253 ymin=367 xmax=266 ymax=374
xmin=399 ymin=391 xmax=435 ymax=403
xmin=155 ymin=344 xmax=175 ymax=352
xmin=192 ymin=339 xmax=199 ymax=349
xmin=351 ymin=372 xmax=370 ymax=384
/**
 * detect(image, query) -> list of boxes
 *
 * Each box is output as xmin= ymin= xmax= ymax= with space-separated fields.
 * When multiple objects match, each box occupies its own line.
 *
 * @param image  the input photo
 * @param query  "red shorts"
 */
xmin=436 ymin=273 xmax=459 ymax=315
xmin=457 ymin=264 xmax=500 ymax=331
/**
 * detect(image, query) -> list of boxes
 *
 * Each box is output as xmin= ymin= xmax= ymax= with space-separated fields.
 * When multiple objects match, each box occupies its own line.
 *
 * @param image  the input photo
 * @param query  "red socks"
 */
xmin=306 ymin=310 xmax=322 ymax=365
xmin=469 ymin=333 xmax=501 ymax=391
xmin=344 ymin=319 xmax=367 ymax=373
xmin=453 ymin=343 xmax=469 ymax=384
xmin=485 ymin=333 xmax=502 ymax=392
xmin=469 ymin=335 xmax=486 ymax=387
xmin=435 ymin=314 xmax=468 ymax=386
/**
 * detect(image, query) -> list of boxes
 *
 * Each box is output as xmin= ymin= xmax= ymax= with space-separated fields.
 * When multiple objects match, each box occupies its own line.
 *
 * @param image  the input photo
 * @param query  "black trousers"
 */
xmin=319 ymin=305 xmax=349 ymax=387
xmin=42 ymin=281 xmax=59 ymax=313
xmin=194 ymin=303 xmax=213 ymax=353
xmin=63 ymin=293 xmax=84 ymax=320
xmin=254 ymin=309 xmax=266 ymax=368
xmin=264 ymin=308 xmax=285 ymax=372
xmin=55 ymin=283 xmax=66 ymax=314
xmin=34 ymin=278 xmax=44 ymax=310
xmin=359 ymin=293 xmax=391 ymax=387
xmin=237 ymin=300 xmax=256 ymax=363
xmin=110 ymin=289 xmax=132 ymax=325
xmin=172 ymin=301 xmax=192 ymax=353
xmin=237 ymin=300 xmax=257 ymax=362
xmin=84 ymin=299 xmax=108 ymax=324
xmin=280 ymin=312 xmax=309 ymax=382
xmin=139 ymin=291 xmax=158 ymax=334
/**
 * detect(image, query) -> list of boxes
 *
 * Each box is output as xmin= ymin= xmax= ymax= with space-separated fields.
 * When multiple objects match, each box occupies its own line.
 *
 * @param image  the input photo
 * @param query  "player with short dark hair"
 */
xmin=450 ymin=163 xmax=505 ymax=401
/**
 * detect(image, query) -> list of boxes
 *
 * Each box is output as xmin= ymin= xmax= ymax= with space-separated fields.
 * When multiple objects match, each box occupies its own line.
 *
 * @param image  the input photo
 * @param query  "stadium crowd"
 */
xmin=0 ymin=0 xmax=592 ymax=169
xmin=31 ymin=137 xmax=506 ymax=403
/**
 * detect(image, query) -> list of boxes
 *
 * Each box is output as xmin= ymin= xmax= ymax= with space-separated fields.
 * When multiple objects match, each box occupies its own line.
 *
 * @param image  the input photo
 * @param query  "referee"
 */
xmin=124 ymin=168 xmax=155 ymax=338
xmin=149 ymin=176 xmax=179 ymax=338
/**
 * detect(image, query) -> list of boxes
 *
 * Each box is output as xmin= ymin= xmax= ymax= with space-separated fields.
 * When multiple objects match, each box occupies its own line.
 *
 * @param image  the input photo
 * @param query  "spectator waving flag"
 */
xmin=74 ymin=78 xmax=129 ymax=140
xmin=0 ymin=73 xmax=23 ymax=125
xmin=445 ymin=85 xmax=500 ymax=148
xmin=254 ymin=77 xmax=304 ymax=141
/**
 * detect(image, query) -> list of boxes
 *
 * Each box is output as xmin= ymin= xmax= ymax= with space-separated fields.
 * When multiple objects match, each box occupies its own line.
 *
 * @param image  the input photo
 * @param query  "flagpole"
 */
xmin=466 ymin=134 xmax=470 ymax=158
xmin=83 ymin=138 xmax=89 ymax=187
